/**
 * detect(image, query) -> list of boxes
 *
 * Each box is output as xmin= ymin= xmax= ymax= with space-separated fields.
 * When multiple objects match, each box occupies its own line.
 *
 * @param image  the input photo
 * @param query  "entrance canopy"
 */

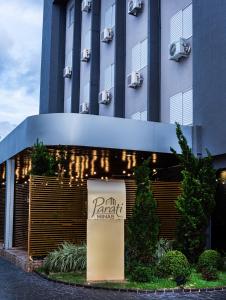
xmin=0 ymin=113 xmax=192 ymax=164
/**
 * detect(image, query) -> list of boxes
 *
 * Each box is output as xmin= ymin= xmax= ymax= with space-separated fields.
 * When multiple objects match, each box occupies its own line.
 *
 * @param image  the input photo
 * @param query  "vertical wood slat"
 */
xmin=28 ymin=176 xmax=181 ymax=257
xmin=0 ymin=187 xmax=5 ymax=242
xmin=13 ymin=184 xmax=29 ymax=249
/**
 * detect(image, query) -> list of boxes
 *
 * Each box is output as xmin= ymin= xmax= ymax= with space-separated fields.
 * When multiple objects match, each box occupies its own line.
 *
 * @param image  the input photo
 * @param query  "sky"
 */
xmin=0 ymin=0 xmax=43 ymax=140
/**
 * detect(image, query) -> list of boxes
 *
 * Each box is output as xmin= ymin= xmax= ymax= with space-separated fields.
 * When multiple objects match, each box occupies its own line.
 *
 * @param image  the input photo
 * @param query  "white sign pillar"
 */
xmin=87 ymin=180 xmax=126 ymax=281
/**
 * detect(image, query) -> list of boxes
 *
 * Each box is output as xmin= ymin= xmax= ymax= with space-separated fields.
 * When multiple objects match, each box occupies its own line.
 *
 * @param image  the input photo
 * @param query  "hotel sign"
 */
xmin=87 ymin=180 xmax=126 ymax=220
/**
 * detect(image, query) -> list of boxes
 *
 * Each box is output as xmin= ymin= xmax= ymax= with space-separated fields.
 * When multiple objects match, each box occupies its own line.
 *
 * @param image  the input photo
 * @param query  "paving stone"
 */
xmin=0 ymin=257 xmax=226 ymax=300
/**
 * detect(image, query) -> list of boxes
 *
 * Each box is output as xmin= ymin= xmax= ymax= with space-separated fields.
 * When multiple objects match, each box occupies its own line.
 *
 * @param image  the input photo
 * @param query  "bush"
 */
xmin=197 ymin=250 xmax=222 ymax=272
xmin=126 ymin=159 xmax=159 ymax=266
xmin=157 ymin=250 xmax=191 ymax=281
xmin=31 ymin=139 xmax=56 ymax=176
xmin=171 ymin=124 xmax=216 ymax=262
xmin=154 ymin=239 xmax=172 ymax=262
xmin=201 ymin=267 xmax=218 ymax=281
xmin=43 ymin=242 xmax=86 ymax=273
xmin=130 ymin=265 xmax=155 ymax=283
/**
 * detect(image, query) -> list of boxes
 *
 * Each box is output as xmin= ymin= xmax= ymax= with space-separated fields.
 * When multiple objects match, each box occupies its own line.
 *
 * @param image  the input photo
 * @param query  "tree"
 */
xmin=126 ymin=159 xmax=159 ymax=266
xmin=31 ymin=139 xmax=56 ymax=176
xmin=171 ymin=123 xmax=216 ymax=262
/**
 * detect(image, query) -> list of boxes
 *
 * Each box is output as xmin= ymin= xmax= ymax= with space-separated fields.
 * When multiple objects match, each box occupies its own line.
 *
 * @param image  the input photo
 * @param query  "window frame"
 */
xmin=104 ymin=63 xmax=115 ymax=90
xmin=131 ymin=38 xmax=148 ymax=72
xmin=170 ymin=3 xmax=192 ymax=43
xmin=104 ymin=3 xmax=116 ymax=29
xmin=68 ymin=4 xmax=75 ymax=28
xmin=170 ymin=88 xmax=193 ymax=126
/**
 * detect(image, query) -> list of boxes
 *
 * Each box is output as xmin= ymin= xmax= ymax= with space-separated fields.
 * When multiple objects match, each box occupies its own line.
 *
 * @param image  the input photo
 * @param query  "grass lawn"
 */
xmin=37 ymin=268 xmax=226 ymax=290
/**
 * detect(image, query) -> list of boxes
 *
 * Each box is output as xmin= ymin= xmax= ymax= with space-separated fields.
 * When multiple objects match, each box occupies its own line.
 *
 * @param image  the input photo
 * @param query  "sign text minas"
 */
xmin=91 ymin=197 xmax=124 ymax=219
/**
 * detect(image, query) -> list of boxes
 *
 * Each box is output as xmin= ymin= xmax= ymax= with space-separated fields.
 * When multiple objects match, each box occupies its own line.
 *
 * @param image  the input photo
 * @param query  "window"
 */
xmin=170 ymin=89 xmax=193 ymax=125
xmin=170 ymin=3 xmax=192 ymax=43
xmin=105 ymin=3 xmax=115 ymax=28
xmin=140 ymin=110 xmax=147 ymax=121
xmin=170 ymin=93 xmax=183 ymax=125
xmin=65 ymin=50 xmax=73 ymax=66
xmin=132 ymin=38 xmax=148 ymax=71
xmin=182 ymin=89 xmax=193 ymax=125
xmin=83 ymin=82 xmax=90 ymax=102
xmin=104 ymin=64 xmax=115 ymax=90
xmin=64 ymin=97 xmax=71 ymax=113
xmin=131 ymin=110 xmax=147 ymax=121
xmin=68 ymin=5 xmax=74 ymax=27
xmin=84 ymin=30 xmax=91 ymax=49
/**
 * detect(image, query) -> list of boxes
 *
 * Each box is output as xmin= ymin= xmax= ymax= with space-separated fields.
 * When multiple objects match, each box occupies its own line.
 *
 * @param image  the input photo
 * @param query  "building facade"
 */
xmin=0 ymin=0 xmax=226 ymax=253
xmin=39 ymin=0 xmax=226 ymax=159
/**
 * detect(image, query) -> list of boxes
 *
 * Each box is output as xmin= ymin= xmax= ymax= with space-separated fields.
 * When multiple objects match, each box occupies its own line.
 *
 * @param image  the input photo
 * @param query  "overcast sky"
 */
xmin=0 ymin=0 xmax=43 ymax=139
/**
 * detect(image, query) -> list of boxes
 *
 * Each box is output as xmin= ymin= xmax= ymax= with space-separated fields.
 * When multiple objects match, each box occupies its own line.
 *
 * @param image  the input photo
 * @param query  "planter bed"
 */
xmin=35 ymin=269 xmax=226 ymax=294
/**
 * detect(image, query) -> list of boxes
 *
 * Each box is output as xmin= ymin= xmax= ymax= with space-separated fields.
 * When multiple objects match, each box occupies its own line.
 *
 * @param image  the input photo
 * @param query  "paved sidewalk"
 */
xmin=0 ymin=257 xmax=226 ymax=300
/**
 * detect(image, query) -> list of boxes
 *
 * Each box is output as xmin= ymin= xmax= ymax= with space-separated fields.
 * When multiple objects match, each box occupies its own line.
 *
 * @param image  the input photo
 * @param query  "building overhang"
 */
xmin=0 ymin=113 xmax=192 ymax=164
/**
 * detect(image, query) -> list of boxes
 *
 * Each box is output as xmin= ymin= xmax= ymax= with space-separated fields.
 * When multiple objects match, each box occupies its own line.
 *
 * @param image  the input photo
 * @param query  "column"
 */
xmin=4 ymin=159 xmax=15 ymax=249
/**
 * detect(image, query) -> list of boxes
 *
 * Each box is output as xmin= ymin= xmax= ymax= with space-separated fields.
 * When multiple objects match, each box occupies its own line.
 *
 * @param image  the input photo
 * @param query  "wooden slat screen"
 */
xmin=13 ymin=184 xmax=29 ymax=249
xmin=125 ymin=180 xmax=181 ymax=239
xmin=0 ymin=187 xmax=5 ymax=242
xmin=153 ymin=181 xmax=181 ymax=239
xmin=29 ymin=176 xmax=87 ymax=257
xmin=29 ymin=177 xmax=180 ymax=257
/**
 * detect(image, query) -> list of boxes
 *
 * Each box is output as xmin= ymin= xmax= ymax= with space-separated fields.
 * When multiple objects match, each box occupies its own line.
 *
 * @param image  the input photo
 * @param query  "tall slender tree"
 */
xmin=171 ymin=124 xmax=216 ymax=262
xmin=126 ymin=159 xmax=159 ymax=265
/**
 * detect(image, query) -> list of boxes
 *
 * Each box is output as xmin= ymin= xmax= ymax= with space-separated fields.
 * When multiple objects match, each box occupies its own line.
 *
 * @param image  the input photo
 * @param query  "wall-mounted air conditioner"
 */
xmin=128 ymin=0 xmax=143 ymax=16
xmin=169 ymin=38 xmax=191 ymax=62
xmin=101 ymin=28 xmax=114 ymax=43
xmin=127 ymin=71 xmax=143 ymax=88
xmin=63 ymin=66 xmax=72 ymax=78
xmin=80 ymin=102 xmax=89 ymax=114
xmin=98 ymin=90 xmax=112 ymax=105
xmin=81 ymin=48 xmax=91 ymax=62
xmin=81 ymin=0 xmax=92 ymax=12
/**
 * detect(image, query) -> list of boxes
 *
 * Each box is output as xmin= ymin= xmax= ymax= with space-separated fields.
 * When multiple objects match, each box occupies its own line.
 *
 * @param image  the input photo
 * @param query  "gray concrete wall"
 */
xmin=79 ymin=3 xmax=92 ymax=108
xmin=125 ymin=0 xmax=149 ymax=119
xmin=64 ymin=0 xmax=75 ymax=112
xmin=160 ymin=0 xmax=192 ymax=123
xmin=40 ymin=0 xmax=66 ymax=114
xmin=99 ymin=0 xmax=115 ymax=117
xmin=193 ymin=0 xmax=226 ymax=157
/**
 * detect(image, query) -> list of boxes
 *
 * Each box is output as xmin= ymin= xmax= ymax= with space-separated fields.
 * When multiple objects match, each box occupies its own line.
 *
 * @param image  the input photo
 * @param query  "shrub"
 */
xmin=43 ymin=242 xmax=86 ymax=273
xmin=201 ymin=267 xmax=218 ymax=281
xmin=31 ymin=139 xmax=56 ymax=176
xmin=171 ymin=124 xmax=216 ymax=262
xmin=157 ymin=250 xmax=191 ymax=281
xmin=197 ymin=250 xmax=222 ymax=272
xmin=130 ymin=265 xmax=155 ymax=283
xmin=126 ymin=159 xmax=159 ymax=266
xmin=154 ymin=238 xmax=172 ymax=262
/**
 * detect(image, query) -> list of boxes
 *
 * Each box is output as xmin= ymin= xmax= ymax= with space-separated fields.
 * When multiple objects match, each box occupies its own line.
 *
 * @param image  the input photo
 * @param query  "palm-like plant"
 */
xmin=43 ymin=242 xmax=86 ymax=273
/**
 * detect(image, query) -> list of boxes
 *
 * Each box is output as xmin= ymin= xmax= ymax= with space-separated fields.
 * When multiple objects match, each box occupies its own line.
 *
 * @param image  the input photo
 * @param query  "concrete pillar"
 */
xmin=4 ymin=159 xmax=15 ymax=249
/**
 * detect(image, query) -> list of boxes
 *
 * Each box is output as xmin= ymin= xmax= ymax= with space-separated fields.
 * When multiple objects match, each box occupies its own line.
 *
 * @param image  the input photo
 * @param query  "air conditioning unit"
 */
xmin=63 ymin=66 xmax=72 ymax=78
xmin=81 ymin=0 xmax=92 ymax=12
xmin=81 ymin=48 xmax=91 ymax=62
xmin=128 ymin=0 xmax=143 ymax=16
xmin=80 ymin=102 xmax=89 ymax=114
xmin=169 ymin=38 xmax=191 ymax=62
xmin=127 ymin=71 xmax=143 ymax=88
xmin=101 ymin=28 xmax=114 ymax=43
xmin=98 ymin=90 xmax=112 ymax=105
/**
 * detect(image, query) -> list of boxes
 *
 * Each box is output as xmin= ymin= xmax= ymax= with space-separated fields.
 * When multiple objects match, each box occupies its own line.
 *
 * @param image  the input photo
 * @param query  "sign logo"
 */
xmin=87 ymin=180 xmax=126 ymax=220
xmin=90 ymin=196 xmax=124 ymax=219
